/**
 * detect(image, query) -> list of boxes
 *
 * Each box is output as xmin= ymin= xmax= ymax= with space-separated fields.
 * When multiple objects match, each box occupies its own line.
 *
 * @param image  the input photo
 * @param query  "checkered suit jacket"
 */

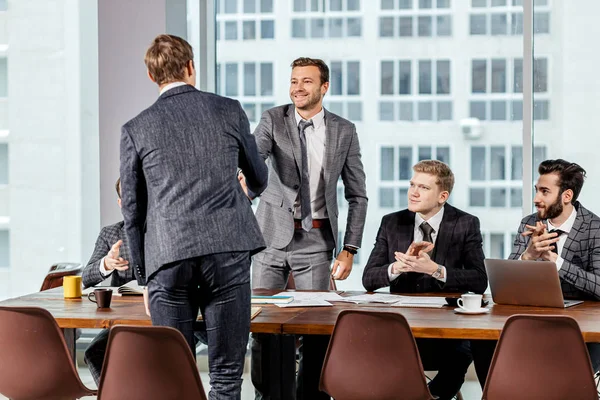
xmin=362 ymin=204 xmax=488 ymax=294
xmin=81 ymin=221 xmax=133 ymax=288
xmin=252 ymin=104 xmax=368 ymax=251
xmin=509 ymin=202 xmax=600 ymax=300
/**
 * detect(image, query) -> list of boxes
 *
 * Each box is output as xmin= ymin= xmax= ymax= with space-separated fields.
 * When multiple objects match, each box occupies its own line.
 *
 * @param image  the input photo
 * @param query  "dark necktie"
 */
xmin=549 ymin=228 xmax=564 ymax=254
xmin=298 ymin=119 xmax=314 ymax=232
xmin=420 ymin=222 xmax=435 ymax=256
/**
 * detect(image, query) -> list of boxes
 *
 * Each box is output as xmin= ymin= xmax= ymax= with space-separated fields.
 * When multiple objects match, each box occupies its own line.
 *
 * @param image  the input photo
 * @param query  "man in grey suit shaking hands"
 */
xmin=120 ymin=34 xmax=268 ymax=399
xmin=246 ymin=58 xmax=368 ymax=399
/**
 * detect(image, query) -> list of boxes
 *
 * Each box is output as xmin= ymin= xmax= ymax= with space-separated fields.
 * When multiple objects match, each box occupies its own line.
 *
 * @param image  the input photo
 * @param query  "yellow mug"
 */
xmin=63 ymin=275 xmax=82 ymax=299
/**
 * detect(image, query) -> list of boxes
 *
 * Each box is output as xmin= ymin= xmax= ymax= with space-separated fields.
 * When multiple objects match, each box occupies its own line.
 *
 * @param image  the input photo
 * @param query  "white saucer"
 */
xmin=454 ymin=307 xmax=490 ymax=315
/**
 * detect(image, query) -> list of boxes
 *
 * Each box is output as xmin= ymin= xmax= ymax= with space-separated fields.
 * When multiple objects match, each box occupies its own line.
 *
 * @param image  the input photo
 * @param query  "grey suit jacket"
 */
xmin=120 ymin=85 xmax=268 ymax=285
xmin=253 ymin=104 xmax=368 ymax=251
xmin=510 ymin=202 xmax=600 ymax=300
xmin=82 ymin=221 xmax=133 ymax=288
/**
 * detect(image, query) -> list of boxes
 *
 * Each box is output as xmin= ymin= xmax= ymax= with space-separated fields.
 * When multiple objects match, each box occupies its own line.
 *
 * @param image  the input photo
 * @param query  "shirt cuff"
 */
xmin=344 ymin=244 xmax=360 ymax=250
xmin=555 ymin=256 xmax=564 ymax=271
xmin=436 ymin=266 xmax=447 ymax=283
xmin=99 ymin=257 xmax=114 ymax=277
xmin=388 ymin=263 xmax=401 ymax=282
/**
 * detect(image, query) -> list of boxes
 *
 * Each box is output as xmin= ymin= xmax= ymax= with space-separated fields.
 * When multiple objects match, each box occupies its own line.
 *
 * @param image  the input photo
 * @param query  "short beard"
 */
xmin=292 ymin=91 xmax=322 ymax=111
xmin=537 ymin=196 xmax=564 ymax=220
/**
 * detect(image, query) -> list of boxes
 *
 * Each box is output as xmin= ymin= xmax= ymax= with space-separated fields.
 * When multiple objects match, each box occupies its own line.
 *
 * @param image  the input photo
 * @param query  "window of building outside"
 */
xmin=379 ymin=0 xmax=452 ymax=38
xmin=216 ymin=62 xmax=276 ymax=123
xmin=0 ymin=58 xmax=6 ymax=98
xmin=470 ymin=57 xmax=549 ymax=121
xmin=0 ymin=230 xmax=8 ymax=267
xmin=291 ymin=0 xmax=362 ymax=38
xmin=0 ymin=144 xmax=7 ymax=185
xmin=216 ymin=0 xmax=530 ymax=291
xmin=469 ymin=0 xmax=550 ymax=36
xmin=469 ymin=145 xmax=546 ymax=208
xmin=379 ymin=145 xmax=451 ymax=208
xmin=216 ymin=0 xmax=276 ymax=41
xmin=379 ymin=59 xmax=452 ymax=121
xmin=324 ymin=60 xmax=362 ymax=122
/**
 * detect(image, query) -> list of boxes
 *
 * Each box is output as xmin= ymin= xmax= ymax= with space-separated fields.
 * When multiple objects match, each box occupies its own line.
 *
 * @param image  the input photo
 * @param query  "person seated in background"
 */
xmin=81 ymin=178 xmax=132 ymax=385
xmin=472 ymin=159 xmax=600 ymax=387
xmin=362 ymin=160 xmax=487 ymax=400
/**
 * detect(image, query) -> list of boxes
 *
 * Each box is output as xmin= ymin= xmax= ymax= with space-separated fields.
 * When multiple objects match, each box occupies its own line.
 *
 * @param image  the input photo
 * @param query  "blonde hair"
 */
xmin=413 ymin=160 xmax=454 ymax=194
xmin=144 ymin=34 xmax=194 ymax=86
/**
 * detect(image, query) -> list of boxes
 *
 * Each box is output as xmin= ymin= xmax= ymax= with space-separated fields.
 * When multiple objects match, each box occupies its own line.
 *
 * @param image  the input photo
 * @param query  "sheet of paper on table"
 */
xmin=273 ymin=291 xmax=343 ymax=307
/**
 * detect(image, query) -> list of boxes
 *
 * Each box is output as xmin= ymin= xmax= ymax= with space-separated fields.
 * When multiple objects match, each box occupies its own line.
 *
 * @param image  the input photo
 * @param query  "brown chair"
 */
xmin=40 ymin=262 xmax=83 ymax=291
xmin=286 ymin=272 xmax=338 ymax=290
xmin=97 ymin=325 xmax=207 ymax=400
xmin=0 ymin=306 xmax=96 ymax=400
xmin=319 ymin=310 xmax=435 ymax=400
xmin=482 ymin=314 xmax=597 ymax=400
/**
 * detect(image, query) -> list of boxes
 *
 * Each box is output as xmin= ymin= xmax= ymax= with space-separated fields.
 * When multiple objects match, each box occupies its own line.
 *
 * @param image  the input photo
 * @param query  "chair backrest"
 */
xmin=0 ymin=306 xmax=94 ymax=400
xmin=98 ymin=325 xmax=207 ymax=400
xmin=483 ymin=314 xmax=597 ymax=400
xmin=320 ymin=310 xmax=434 ymax=400
xmin=286 ymin=273 xmax=337 ymax=291
xmin=40 ymin=262 xmax=83 ymax=292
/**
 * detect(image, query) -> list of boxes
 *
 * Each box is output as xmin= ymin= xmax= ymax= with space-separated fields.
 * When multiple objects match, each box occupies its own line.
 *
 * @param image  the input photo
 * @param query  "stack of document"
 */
xmin=390 ymin=296 xmax=447 ymax=308
xmin=273 ymin=291 xmax=344 ymax=307
xmin=334 ymin=293 xmax=404 ymax=304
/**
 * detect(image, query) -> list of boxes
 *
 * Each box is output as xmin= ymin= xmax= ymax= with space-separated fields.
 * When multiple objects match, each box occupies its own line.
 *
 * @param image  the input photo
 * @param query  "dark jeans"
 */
xmin=417 ymin=338 xmax=473 ymax=400
xmin=471 ymin=339 xmax=600 ymax=388
xmin=149 ymin=251 xmax=252 ymax=400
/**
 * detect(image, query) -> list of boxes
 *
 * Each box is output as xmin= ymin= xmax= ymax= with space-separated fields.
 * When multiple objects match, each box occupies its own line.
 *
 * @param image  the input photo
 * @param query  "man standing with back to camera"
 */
xmin=120 ymin=34 xmax=268 ymax=399
xmin=243 ymin=57 xmax=368 ymax=400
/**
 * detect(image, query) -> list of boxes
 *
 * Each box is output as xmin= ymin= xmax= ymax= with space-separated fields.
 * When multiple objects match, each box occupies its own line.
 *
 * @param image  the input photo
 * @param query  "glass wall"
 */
xmin=533 ymin=0 xmax=600 ymax=212
xmin=215 ymin=0 xmax=525 ymax=290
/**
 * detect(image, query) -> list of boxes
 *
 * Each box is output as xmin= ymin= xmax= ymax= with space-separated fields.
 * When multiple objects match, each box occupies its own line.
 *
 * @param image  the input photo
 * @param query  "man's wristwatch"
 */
xmin=343 ymin=246 xmax=357 ymax=255
xmin=431 ymin=265 xmax=442 ymax=279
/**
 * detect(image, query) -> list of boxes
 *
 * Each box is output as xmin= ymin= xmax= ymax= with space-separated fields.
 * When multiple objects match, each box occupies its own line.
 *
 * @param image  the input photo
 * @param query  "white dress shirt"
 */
xmin=293 ymin=108 xmax=327 ymax=220
xmin=546 ymin=207 xmax=577 ymax=270
xmin=159 ymin=81 xmax=188 ymax=95
xmin=388 ymin=206 xmax=447 ymax=282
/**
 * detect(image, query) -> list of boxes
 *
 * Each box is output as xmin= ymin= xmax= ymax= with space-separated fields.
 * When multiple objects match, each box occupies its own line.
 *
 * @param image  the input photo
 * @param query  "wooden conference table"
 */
xmin=4 ymin=288 xmax=600 ymax=353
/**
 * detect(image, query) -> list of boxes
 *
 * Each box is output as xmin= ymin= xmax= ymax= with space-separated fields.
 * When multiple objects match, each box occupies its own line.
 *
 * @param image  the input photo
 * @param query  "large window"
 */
xmin=379 ymin=59 xmax=452 ymax=121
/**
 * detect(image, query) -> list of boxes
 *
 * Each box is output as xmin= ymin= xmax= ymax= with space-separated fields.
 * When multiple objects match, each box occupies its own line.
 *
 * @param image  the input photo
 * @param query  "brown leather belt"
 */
xmin=294 ymin=219 xmax=329 ymax=230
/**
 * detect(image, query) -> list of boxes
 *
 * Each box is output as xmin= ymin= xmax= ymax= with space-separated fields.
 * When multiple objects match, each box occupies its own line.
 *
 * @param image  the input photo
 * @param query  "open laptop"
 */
xmin=485 ymin=259 xmax=583 ymax=308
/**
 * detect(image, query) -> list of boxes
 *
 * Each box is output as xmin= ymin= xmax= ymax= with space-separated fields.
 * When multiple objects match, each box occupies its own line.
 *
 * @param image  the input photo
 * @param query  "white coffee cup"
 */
xmin=457 ymin=293 xmax=483 ymax=311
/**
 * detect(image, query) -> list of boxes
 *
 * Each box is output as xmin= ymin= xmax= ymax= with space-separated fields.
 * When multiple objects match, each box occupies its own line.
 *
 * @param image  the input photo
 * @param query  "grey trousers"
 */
xmin=251 ymin=227 xmax=335 ymax=400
